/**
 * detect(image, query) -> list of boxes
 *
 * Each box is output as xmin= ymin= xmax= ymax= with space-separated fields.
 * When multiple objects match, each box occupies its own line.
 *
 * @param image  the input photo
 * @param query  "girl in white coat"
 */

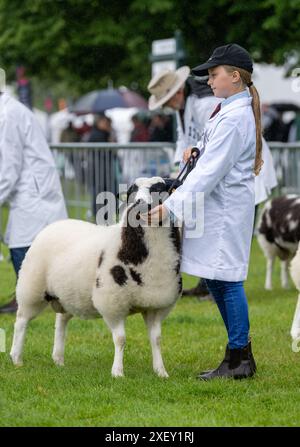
xmin=144 ymin=44 xmax=262 ymax=380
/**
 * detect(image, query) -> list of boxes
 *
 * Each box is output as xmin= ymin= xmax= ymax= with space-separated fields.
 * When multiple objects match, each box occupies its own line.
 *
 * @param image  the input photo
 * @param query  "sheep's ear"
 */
xmin=163 ymin=178 xmax=182 ymax=193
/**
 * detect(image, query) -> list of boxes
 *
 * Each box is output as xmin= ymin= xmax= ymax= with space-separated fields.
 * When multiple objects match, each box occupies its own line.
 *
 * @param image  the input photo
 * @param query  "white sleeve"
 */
xmin=0 ymin=116 xmax=24 ymax=205
xmin=164 ymin=118 xmax=246 ymax=222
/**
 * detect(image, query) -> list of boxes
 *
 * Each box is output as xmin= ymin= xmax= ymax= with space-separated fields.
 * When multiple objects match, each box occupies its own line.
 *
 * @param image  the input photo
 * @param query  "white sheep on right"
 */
xmin=10 ymin=176 xmax=182 ymax=378
xmin=289 ymin=243 xmax=300 ymax=341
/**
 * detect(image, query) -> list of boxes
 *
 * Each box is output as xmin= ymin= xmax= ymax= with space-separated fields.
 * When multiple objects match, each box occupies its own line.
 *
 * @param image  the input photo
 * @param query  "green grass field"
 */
xmin=0 ymin=210 xmax=300 ymax=426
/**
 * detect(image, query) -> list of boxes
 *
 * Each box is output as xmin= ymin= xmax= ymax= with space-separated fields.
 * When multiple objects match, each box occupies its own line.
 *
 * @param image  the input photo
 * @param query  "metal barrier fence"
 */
xmin=1 ymin=141 xmax=300 ymax=249
xmin=50 ymin=142 xmax=176 ymax=220
xmin=268 ymin=142 xmax=300 ymax=196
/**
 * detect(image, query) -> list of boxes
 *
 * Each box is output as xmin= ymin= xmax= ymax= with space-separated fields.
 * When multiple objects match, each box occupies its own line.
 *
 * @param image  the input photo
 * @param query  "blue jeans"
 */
xmin=10 ymin=247 xmax=30 ymax=277
xmin=204 ymin=279 xmax=250 ymax=349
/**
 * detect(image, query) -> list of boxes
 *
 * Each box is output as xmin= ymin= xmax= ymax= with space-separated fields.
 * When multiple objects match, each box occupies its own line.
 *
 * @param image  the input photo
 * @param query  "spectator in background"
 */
xmin=130 ymin=113 xmax=149 ymax=142
xmin=87 ymin=113 xmax=119 ymax=219
xmin=0 ymin=90 xmax=68 ymax=313
xmin=148 ymin=66 xmax=219 ymax=165
xmin=60 ymin=120 xmax=80 ymax=143
xmin=148 ymin=113 xmax=173 ymax=142
xmin=88 ymin=113 xmax=113 ymax=143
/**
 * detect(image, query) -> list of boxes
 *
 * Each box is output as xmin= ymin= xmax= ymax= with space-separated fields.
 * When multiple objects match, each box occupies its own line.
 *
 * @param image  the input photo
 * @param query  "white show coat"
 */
xmin=0 ymin=93 xmax=67 ymax=248
xmin=174 ymin=94 xmax=219 ymax=164
xmin=164 ymin=96 xmax=256 ymax=282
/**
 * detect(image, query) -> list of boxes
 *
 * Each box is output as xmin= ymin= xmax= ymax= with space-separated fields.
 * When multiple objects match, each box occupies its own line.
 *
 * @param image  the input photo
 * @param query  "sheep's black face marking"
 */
xmin=111 ymin=265 xmax=128 ymax=286
xmin=118 ymin=225 xmax=148 ymax=266
xmin=149 ymin=181 xmax=166 ymax=194
xmin=162 ymin=177 xmax=181 ymax=194
xmin=98 ymin=251 xmax=105 ymax=268
xmin=130 ymin=268 xmax=143 ymax=285
xmin=149 ymin=181 xmax=169 ymax=207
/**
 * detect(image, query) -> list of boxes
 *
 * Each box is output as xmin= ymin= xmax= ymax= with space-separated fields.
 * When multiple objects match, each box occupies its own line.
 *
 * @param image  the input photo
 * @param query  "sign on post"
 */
xmin=150 ymin=30 xmax=186 ymax=77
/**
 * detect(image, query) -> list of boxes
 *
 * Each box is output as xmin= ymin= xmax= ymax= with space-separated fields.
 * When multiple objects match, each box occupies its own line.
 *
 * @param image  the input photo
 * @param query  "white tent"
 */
xmin=253 ymin=63 xmax=300 ymax=106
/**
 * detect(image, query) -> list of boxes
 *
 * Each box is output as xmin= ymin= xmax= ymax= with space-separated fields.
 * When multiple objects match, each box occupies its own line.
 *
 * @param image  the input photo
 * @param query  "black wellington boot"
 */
xmin=197 ymin=344 xmax=256 ymax=381
xmin=197 ymin=344 xmax=230 ymax=378
xmin=197 ymin=340 xmax=256 ymax=378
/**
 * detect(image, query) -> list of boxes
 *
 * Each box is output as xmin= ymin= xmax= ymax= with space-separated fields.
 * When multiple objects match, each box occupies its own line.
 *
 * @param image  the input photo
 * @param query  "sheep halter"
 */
xmin=167 ymin=147 xmax=200 ymax=195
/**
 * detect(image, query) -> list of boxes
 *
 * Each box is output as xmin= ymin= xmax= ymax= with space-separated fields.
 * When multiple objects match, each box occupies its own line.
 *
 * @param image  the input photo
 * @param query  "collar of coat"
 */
xmin=210 ymin=96 xmax=252 ymax=120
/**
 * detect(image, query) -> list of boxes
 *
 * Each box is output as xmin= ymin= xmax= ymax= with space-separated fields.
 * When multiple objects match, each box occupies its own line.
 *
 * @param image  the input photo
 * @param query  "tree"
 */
xmin=0 ymin=0 xmax=299 ymax=103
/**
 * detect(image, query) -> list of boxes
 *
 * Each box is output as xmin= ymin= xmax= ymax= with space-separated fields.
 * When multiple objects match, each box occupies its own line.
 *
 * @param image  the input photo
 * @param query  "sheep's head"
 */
xmin=121 ymin=176 xmax=179 ymax=226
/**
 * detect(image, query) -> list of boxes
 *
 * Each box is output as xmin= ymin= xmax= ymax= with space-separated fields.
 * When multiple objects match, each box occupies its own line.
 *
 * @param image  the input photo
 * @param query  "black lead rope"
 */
xmin=167 ymin=147 xmax=200 ymax=195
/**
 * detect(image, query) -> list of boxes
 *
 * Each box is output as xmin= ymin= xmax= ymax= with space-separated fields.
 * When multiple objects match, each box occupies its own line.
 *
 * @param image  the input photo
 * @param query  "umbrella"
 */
xmin=71 ymin=87 xmax=148 ymax=113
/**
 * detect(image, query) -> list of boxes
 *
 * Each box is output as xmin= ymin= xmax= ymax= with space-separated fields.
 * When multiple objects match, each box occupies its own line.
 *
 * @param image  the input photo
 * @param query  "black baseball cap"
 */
xmin=192 ymin=43 xmax=253 ymax=76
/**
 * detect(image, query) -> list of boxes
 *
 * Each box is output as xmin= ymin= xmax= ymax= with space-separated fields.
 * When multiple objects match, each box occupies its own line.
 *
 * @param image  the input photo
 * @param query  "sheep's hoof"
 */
xmin=155 ymin=369 xmax=169 ymax=378
xmin=10 ymin=353 xmax=23 ymax=367
xmin=112 ymin=367 xmax=124 ymax=378
xmin=265 ymin=286 xmax=272 ymax=291
xmin=291 ymin=331 xmax=300 ymax=341
xmin=52 ymin=355 xmax=65 ymax=366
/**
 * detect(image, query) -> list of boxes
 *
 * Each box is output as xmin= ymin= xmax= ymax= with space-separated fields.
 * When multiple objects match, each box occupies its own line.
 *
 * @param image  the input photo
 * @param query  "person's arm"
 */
xmin=0 ymin=116 xmax=24 ymax=205
xmin=163 ymin=117 xmax=247 ymax=222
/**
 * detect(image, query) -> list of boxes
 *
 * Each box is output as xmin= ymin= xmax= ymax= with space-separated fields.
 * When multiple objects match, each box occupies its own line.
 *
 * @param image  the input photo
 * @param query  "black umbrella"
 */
xmin=71 ymin=88 xmax=148 ymax=113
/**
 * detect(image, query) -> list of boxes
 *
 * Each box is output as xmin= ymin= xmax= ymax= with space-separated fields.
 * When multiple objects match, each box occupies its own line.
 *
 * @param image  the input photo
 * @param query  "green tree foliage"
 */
xmin=0 ymin=0 xmax=299 ymax=99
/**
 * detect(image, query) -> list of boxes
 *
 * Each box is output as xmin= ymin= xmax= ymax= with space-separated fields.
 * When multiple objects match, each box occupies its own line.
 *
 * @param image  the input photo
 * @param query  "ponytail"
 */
xmin=224 ymin=65 xmax=263 ymax=176
xmin=248 ymin=82 xmax=263 ymax=175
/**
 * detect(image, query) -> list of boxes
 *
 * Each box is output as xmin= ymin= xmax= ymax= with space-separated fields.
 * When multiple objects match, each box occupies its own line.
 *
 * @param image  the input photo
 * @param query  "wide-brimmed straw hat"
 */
xmin=147 ymin=66 xmax=190 ymax=111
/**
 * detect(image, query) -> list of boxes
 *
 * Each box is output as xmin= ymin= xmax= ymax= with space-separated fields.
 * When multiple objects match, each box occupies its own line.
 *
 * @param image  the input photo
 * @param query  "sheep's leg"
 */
xmin=143 ymin=307 xmax=172 ymax=378
xmin=265 ymin=256 xmax=275 ymax=290
xmin=104 ymin=317 xmax=126 ymax=377
xmin=52 ymin=312 xmax=73 ymax=366
xmin=10 ymin=315 xmax=29 ymax=366
xmin=281 ymin=260 xmax=290 ymax=289
xmin=10 ymin=302 xmax=47 ymax=366
xmin=291 ymin=294 xmax=300 ymax=341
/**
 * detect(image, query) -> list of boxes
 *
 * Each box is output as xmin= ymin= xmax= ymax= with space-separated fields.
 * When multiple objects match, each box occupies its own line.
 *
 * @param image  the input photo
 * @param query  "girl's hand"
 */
xmin=140 ymin=204 xmax=169 ymax=225
xmin=183 ymin=146 xmax=200 ymax=162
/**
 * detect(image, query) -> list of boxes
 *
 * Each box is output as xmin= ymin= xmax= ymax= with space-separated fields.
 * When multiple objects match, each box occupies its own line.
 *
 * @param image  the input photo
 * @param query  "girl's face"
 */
xmin=207 ymin=66 xmax=242 ymax=98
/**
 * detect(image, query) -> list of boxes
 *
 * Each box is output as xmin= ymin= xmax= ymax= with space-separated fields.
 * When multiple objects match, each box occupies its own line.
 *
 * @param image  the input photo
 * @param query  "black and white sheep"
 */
xmin=10 ymin=177 xmax=182 ymax=378
xmin=257 ymin=194 xmax=300 ymax=290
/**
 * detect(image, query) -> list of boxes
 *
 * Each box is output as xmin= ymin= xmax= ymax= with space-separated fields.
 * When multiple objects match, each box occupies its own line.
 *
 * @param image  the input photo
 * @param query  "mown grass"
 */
xmin=0 ymin=207 xmax=300 ymax=426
